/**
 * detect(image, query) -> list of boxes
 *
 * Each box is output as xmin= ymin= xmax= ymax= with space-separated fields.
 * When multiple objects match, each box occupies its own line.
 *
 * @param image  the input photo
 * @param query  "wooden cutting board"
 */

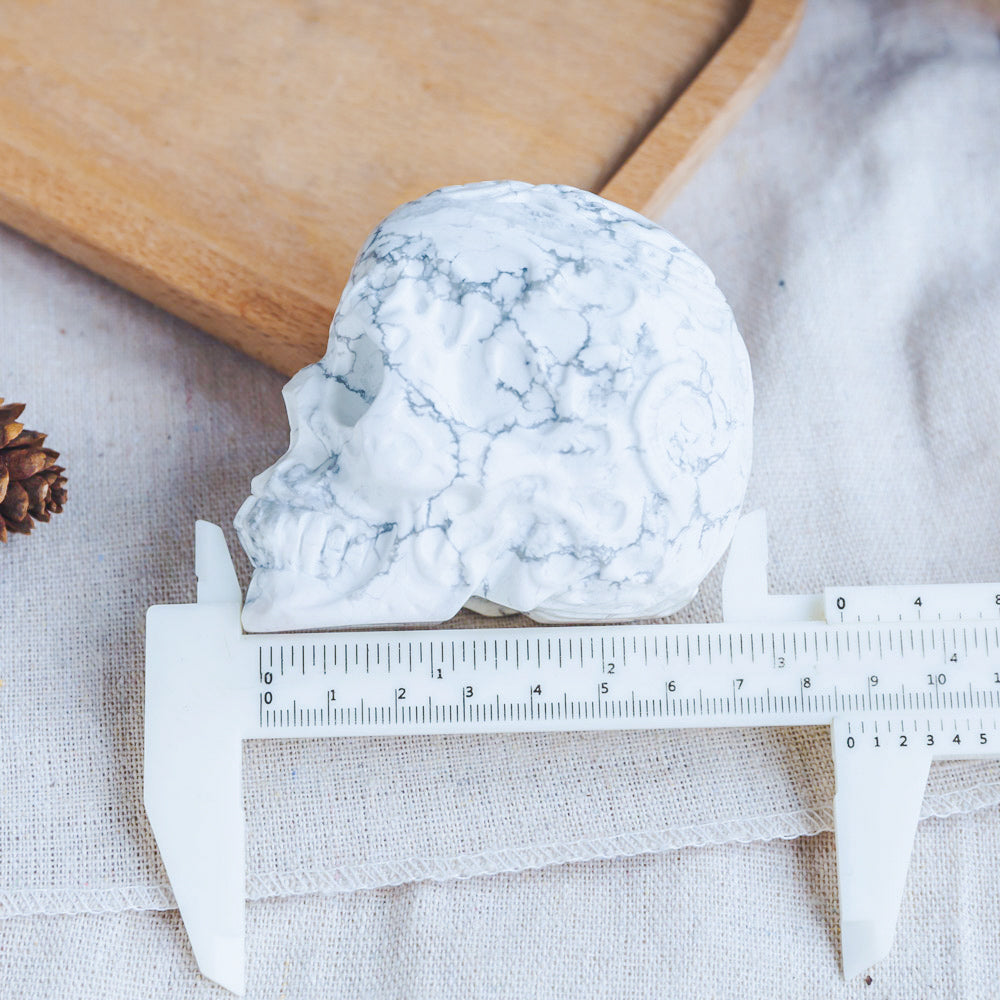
xmin=0 ymin=0 xmax=801 ymax=375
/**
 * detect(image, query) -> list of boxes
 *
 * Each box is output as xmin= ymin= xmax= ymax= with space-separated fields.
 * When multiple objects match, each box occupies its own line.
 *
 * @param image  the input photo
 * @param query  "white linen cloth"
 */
xmin=2 ymin=0 xmax=999 ymax=995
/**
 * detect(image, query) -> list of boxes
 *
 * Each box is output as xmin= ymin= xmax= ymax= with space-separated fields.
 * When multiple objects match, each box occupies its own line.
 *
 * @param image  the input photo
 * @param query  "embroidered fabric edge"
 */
xmin=2 ymin=780 xmax=998 ymax=920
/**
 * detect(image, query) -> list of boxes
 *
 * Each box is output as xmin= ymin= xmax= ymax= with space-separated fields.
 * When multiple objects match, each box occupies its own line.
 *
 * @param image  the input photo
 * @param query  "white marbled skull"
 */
xmin=235 ymin=181 xmax=753 ymax=630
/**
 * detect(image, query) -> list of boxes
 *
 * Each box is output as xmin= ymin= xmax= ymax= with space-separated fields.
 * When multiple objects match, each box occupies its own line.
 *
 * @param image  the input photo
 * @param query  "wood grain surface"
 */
xmin=0 ymin=0 xmax=801 ymax=375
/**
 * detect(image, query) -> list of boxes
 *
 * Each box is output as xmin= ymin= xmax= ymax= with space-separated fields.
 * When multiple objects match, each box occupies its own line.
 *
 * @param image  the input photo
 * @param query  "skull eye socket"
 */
xmin=321 ymin=331 xmax=386 ymax=428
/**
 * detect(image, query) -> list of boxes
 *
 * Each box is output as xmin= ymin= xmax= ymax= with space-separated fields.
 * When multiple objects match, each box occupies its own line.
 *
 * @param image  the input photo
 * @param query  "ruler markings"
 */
xmin=251 ymin=623 xmax=1000 ymax=739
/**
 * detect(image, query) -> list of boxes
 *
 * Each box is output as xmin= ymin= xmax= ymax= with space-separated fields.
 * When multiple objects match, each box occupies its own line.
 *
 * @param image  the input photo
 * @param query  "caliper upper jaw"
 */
xmin=722 ymin=510 xmax=824 ymax=624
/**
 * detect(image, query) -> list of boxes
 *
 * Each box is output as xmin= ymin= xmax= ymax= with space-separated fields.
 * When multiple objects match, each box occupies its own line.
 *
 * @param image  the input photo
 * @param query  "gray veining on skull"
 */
xmin=235 ymin=181 xmax=753 ymax=630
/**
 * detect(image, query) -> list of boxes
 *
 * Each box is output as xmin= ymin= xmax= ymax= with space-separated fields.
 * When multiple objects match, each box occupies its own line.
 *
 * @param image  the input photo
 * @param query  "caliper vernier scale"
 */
xmin=144 ymin=512 xmax=1000 ymax=994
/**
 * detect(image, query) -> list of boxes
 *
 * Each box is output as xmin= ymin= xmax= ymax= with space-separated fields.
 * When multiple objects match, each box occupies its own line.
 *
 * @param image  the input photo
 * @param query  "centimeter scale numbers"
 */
xmin=248 ymin=620 xmax=1000 ymax=749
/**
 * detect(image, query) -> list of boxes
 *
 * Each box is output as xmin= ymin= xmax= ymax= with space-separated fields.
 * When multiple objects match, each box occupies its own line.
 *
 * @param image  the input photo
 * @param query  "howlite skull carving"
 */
xmin=235 ymin=181 xmax=753 ymax=630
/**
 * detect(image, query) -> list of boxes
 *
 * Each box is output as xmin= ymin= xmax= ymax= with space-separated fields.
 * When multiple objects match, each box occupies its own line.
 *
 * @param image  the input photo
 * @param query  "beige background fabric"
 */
xmin=4 ymin=813 xmax=1000 ymax=999
xmin=2 ymin=0 xmax=1000 ymax=995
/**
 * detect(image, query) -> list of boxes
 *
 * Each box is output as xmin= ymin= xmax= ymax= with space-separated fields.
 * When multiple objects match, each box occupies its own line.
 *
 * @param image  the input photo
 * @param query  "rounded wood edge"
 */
xmin=599 ymin=0 xmax=805 ymax=218
xmin=0 ymin=140 xmax=330 ymax=376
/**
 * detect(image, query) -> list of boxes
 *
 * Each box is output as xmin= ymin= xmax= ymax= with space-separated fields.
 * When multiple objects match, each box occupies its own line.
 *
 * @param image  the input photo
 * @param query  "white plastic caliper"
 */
xmin=145 ymin=512 xmax=1000 ymax=992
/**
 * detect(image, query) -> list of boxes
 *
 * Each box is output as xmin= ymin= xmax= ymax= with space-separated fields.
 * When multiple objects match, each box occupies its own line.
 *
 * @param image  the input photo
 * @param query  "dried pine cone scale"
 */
xmin=0 ymin=402 xmax=25 ymax=445
xmin=0 ymin=397 xmax=67 ymax=542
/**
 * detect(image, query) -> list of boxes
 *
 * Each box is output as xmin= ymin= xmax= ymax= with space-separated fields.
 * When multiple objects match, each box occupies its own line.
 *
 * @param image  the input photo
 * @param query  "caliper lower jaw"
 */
xmin=144 ymin=523 xmax=247 ymax=995
xmin=722 ymin=509 xmax=931 ymax=980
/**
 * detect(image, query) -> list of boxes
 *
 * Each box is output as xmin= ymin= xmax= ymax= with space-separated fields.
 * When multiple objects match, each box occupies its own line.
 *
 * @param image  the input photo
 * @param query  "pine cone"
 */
xmin=0 ymin=398 xmax=68 ymax=542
